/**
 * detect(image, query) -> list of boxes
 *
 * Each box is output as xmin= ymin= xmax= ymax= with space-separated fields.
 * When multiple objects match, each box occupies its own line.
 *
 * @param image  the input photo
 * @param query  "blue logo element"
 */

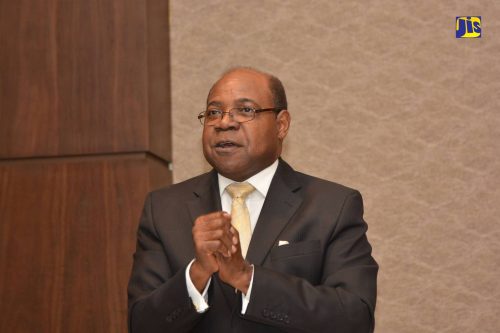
xmin=456 ymin=16 xmax=481 ymax=38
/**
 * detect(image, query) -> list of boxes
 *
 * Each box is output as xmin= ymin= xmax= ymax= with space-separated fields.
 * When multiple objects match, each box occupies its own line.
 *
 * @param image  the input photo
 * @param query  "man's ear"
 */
xmin=276 ymin=110 xmax=291 ymax=140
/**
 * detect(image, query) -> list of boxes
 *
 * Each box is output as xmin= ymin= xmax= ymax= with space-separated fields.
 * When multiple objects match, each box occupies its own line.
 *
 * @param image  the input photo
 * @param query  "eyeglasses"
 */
xmin=197 ymin=107 xmax=282 ymax=126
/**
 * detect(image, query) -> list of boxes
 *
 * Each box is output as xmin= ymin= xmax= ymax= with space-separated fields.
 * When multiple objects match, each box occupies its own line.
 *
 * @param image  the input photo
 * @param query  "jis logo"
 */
xmin=456 ymin=16 xmax=481 ymax=38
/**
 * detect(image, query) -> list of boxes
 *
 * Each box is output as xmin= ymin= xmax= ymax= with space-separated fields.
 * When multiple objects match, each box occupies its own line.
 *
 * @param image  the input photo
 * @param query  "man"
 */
xmin=128 ymin=67 xmax=378 ymax=332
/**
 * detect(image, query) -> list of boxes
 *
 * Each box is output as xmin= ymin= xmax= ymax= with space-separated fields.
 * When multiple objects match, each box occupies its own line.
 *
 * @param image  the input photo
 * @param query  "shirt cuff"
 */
xmin=185 ymin=259 xmax=211 ymax=313
xmin=240 ymin=265 xmax=255 ymax=314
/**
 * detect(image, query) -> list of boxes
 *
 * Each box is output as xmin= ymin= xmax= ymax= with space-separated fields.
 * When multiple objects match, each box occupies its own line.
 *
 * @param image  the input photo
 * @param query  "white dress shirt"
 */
xmin=185 ymin=159 xmax=279 ymax=314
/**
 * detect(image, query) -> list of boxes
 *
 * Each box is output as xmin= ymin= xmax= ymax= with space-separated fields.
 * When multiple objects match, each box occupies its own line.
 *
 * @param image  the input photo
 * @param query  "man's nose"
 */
xmin=216 ymin=111 xmax=239 ymax=129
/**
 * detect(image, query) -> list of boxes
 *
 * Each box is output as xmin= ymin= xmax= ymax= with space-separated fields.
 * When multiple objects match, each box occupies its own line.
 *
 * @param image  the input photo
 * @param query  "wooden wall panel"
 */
xmin=0 ymin=0 xmax=170 ymax=161
xmin=0 ymin=155 xmax=170 ymax=332
xmin=147 ymin=0 xmax=171 ymax=160
xmin=0 ymin=0 xmax=172 ymax=332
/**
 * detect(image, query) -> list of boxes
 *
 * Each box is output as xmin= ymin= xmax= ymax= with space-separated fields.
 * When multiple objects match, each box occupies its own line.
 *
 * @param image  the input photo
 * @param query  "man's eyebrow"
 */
xmin=235 ymin=98 xmax=258 ymax=105
xmin=207 ymin=101 xmax=223 ymax=107
xmin=207 ymin=98 xmax=259 ymax=107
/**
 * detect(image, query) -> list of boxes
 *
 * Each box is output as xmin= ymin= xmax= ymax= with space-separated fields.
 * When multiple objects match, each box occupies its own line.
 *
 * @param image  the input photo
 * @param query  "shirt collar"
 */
xmin=218 ymin=159 xmax=279 ymax=197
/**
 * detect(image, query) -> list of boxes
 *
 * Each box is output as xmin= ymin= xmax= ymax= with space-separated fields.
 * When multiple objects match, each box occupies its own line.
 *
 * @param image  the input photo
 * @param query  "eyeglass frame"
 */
xmin=197 ymin=107 xmax=283 ymax=126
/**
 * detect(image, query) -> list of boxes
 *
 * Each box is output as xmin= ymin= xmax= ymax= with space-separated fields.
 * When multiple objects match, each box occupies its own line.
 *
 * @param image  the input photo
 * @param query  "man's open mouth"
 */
xmin=215 ymin=141 xmax=240 ymax=148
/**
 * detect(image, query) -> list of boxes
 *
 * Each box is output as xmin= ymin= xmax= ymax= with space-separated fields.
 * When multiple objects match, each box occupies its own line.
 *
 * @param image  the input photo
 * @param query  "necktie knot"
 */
xmin=226 ymin=182 xmax=255 ymax=200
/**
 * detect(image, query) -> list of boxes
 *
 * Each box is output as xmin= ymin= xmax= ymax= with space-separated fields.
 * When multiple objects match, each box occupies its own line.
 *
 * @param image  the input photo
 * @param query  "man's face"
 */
xmin=202 ymin=70 xmax=290 ymax=181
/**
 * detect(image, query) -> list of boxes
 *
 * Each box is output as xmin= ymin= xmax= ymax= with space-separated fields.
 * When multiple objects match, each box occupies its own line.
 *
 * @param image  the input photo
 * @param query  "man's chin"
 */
xmin=208 ymin=160 xmax=250 ymax=181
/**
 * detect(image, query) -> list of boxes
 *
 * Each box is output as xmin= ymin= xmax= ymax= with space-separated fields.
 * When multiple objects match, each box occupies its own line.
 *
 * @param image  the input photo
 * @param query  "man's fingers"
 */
xmin=196 ymin=211 xmax=231 ymax=224
xmin=192 ymin=211 xmax=237 ymax=258
xmin=198 ymin=239 xmax=230 ymax=255
xmin=197 ymin=229 xmax=225 ymax=241
xmin=218 ymin=231 xmax=234 ymax=257
xmin=197 ymin=229 xmax=232 ymax=247
xmin=230 ymin=226 xmax=238 ymax=244
xmin=194 ymin=211 xmax=231 ymax=230
xmin=229 ymin=226 xmax=239 ymax=253
xmin=197 ymin=229 xmax=233 ymax=257
xmin=193 ymin=212 xmax=234 ymax=256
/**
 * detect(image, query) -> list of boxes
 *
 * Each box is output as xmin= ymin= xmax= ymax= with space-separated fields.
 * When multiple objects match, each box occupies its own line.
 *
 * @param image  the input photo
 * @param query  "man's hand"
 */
xmin=216 ymin=227 xmax=253 ymax=294
xmin=190 ymin=212 xmax=235 ymax=292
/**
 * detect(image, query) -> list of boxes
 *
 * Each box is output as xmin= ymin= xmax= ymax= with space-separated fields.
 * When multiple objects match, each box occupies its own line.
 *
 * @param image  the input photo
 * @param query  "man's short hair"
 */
xmin=211 ymin=67 xmax=288 ymax=110
xmin=268 ymin=74 xmax=287 ymax=110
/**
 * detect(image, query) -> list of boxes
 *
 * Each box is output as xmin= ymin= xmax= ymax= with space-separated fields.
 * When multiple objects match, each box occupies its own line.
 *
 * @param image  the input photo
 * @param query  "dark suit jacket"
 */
xmin=128 ymin=160 xmax=378 ymax=332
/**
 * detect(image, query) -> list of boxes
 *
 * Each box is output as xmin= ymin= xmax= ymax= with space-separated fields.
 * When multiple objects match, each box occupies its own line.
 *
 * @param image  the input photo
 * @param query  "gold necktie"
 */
xmin=226 ymin=182 xmax=255 ymax=258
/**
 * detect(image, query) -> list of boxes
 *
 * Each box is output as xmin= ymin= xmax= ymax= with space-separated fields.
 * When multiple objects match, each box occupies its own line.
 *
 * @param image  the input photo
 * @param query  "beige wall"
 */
xmin=170 ymin=1 xmax=500 ymax=332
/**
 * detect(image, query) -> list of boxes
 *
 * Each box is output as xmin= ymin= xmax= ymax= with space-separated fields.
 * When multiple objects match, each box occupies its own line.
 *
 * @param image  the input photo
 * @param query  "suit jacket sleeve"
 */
xmin=127 ymin=193 xmax=203 ymax=333
xmin=243 ymin=190 xmax=378 ymax=333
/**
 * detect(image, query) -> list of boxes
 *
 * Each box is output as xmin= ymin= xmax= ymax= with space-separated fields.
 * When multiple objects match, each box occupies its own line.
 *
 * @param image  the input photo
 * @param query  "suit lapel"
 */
xmin=246 ymin=160 xmax=303 ymax=266
xmin=187 ymin=170 xmax=221 ymax=223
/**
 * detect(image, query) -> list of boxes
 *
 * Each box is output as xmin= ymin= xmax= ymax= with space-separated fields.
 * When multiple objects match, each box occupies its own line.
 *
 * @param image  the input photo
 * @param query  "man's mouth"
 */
xmin=214 ymin=141 xmax=240 ymax=149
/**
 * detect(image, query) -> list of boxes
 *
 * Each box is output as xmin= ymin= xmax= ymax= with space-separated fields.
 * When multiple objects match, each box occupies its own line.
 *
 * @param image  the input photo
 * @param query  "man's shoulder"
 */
xmin=294 ymin=170 xmax=358 ymax=197
xmin=279 ymin=160 xmax=358 ymax=197
xmin=149 ymin=171 xmax=214 ymax=201
xmin=286 ymin=169 xmax=364 ymax=214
